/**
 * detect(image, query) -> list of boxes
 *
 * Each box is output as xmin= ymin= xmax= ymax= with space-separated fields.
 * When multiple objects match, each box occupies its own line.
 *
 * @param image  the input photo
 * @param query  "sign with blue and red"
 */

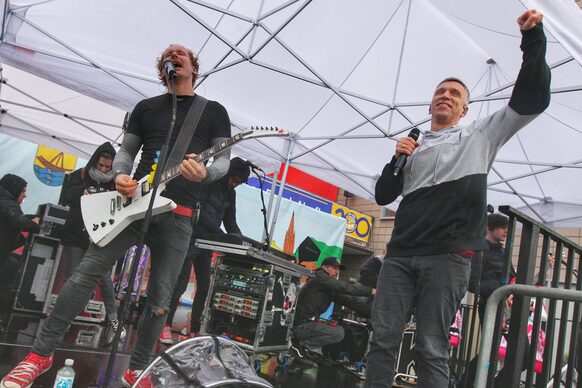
xmin=246 ymin=176 xmax=372 ymax=242
xmin=247 ymin=176 xmax=333 ymax=213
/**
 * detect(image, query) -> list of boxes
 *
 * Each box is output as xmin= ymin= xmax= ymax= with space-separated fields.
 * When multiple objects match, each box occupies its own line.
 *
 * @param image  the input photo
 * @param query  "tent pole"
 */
xmin=261 ymin=165 xmax=280 ymax=245
xmin=488 ymin=158 xmax=582 ymax=186
xmin=267 ymin=138 xmax=295 ymax=245
xmin=491 ymin=166 xmax=547 ymax=223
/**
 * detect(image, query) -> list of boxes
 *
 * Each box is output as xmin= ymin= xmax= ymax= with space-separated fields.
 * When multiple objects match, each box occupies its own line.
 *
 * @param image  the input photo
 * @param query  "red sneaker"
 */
xmin=0 ymin=352 xmax=53 ymax=388
xmin=121 ymin=369 xmax=152 ymax=388
xmin=158 ymin=324 xmax=174 ymax=345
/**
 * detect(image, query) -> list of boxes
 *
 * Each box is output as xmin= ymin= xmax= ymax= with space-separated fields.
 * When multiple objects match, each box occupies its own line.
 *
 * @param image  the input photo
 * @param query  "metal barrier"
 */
xmin=468 ymin=206 xmax=582 ymax=388
xmin=474 ymin=285 xmax=582 ymax=388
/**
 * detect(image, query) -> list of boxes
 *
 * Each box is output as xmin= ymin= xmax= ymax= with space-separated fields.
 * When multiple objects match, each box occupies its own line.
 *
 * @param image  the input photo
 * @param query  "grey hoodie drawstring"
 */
xmin=431 ymin=129 xmax=453 ymax=184
xmin=409 ymin=128 xmax=453 ymax=185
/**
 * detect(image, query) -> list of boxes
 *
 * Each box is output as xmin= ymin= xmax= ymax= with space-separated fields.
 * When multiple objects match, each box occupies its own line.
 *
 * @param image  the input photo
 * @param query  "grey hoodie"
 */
xmin=376 ymin=24 xmax=550 ymax=258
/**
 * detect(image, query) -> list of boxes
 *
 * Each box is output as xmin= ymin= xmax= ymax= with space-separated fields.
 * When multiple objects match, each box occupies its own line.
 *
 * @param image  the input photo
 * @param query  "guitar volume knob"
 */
xmin=93 ymin=224 xmax=99 ymax=231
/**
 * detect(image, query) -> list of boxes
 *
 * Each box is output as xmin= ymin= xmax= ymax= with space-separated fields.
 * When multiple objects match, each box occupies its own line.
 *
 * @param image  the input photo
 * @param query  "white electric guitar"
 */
xmin=81 ymin=127 xmax=288 ymax=247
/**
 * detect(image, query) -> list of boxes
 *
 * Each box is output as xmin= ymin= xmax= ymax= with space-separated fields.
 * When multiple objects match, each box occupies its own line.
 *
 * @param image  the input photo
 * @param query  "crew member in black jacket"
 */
xmin=292 ymin=257 xmax=372 ymax=357
xmin=469 ymin=212 xmax=515 ymax=321
xmin=160 ymin=157 xmax=250 ymax=343
xmin=0 ymin=174 xmax=40 ymax=323
xmin=59 ymin=142 xmax=125 ymax=343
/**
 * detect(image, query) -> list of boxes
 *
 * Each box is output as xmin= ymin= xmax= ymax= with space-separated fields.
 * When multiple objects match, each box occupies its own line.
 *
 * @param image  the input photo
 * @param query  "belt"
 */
xmin=456 ymin=250 xmax=476 ymax=258
xmin=172 ymin=205 xmax=193 ymax=218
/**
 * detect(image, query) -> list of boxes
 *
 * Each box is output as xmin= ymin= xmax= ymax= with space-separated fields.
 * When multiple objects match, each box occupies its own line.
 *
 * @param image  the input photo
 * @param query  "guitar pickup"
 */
xmin=110 ymin=198 xmax=116 ymax=215
xmin=123 ymin=197 xmax=132 ymax=208
xmin=141 ymin=181 xmax=151 ymax=196
xmin=116 ymin=196 xmax=122 ymax=211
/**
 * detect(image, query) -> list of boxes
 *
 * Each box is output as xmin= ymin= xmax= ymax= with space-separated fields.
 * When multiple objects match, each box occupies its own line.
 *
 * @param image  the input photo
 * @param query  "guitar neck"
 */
xmin=159 ymin=132 xmax=244 ymax=184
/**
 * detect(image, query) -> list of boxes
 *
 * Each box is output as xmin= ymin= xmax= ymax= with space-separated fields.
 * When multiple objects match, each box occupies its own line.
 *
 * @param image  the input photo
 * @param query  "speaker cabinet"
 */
xmin=13 ymin=235 xmax=62 ymax=314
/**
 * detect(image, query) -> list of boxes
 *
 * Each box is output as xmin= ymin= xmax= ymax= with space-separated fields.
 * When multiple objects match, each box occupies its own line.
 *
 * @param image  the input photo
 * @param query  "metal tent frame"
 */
xmin=0 ymin=0 xmax=582 ymax=229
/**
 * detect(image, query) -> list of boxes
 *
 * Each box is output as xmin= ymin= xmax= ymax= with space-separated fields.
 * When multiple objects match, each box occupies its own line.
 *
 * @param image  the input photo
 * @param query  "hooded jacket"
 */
xmin=60 ymin=142 xmax=116 ymax=249
xmin=294 ymin=268 xmax=372 ymax=326
xmin=469 ymin=240 xmax=516 ymax=300
xmin=375 ymin=25 xmax=550 ymax=258
xmin=0 ymin=177 xmax=39 ymax=253
xmin=196 ymin=157 xmax=249 ymax=236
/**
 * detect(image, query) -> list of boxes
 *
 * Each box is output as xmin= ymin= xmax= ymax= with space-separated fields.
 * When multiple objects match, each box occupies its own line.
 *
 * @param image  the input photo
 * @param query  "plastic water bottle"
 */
xmin=53 ymin=359 xmax=75 ymax=388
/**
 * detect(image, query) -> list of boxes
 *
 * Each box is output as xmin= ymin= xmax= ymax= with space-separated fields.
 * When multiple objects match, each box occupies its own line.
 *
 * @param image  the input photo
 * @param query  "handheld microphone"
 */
xmin=163 ymin=60 xmax=177 ymax=80
xmin=246 ymin=160 xmax=263 ymax=172
xmin=393 ymin=127 xmax=421 ymax=176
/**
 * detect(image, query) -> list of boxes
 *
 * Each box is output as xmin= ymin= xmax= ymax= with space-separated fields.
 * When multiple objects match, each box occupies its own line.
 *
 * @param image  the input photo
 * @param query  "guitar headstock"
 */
xmin=241 ymin=126 xmax=289 ymax=140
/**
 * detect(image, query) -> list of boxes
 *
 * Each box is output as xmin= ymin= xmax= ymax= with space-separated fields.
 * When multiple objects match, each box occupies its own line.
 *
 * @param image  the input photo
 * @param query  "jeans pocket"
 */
xmin=448 ymin=252 xmax=471 ymax=266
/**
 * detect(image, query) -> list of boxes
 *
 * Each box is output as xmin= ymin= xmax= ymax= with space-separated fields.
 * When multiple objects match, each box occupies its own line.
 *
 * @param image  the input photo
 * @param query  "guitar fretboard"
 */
xmin=159 ymin=132 xmax=244 ymax=184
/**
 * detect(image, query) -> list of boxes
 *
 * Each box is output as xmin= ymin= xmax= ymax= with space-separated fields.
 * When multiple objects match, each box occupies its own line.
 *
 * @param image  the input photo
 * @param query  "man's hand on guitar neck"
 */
xmin=115 ymin=174 xmax=138 ymax=197
xmin=181 ymin=154 xmax=208 ymax=182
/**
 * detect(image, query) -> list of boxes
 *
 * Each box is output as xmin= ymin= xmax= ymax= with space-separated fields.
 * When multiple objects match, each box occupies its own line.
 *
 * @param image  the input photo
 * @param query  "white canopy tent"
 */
xmin=0 ymin=0 xmax=581 ymax=227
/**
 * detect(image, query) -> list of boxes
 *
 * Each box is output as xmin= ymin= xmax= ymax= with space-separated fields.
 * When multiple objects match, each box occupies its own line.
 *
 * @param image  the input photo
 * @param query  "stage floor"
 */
xmin=0 ymin=309 xmax=366 ymax=388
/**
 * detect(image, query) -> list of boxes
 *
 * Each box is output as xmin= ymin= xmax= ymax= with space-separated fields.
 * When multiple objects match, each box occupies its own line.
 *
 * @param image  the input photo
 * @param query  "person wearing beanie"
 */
xmin=159 ymin=157 xmax=250 ymax=344
xmin=58 ymin=142 xmax=126 ymax=344
xmin=291 ymin=256 xmax=373 ymax=360
xmin=0 ymin=173 xmax=40 ymax=324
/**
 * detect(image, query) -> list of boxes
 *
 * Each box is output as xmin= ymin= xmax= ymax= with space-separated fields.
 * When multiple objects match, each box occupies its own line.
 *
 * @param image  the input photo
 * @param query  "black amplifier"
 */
xmin=36 ymin=203 xmax=69 ymax=239
xmin=13 ymin=235 xmax=62 ymax=314
xmin=215 ymin=263 xmax=271 ymax=298
xmin=197 ymin=240 xmax=310 ymax=353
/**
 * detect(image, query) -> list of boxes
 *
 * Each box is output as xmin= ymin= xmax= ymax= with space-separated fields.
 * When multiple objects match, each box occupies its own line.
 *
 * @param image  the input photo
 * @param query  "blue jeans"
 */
xmin=63 ymin=245 xmax=117 ymax=319
xmin=365 ymin=254 xmax=471 ymax=388
xmin=33 ymin=212 xmax=192 ymax=370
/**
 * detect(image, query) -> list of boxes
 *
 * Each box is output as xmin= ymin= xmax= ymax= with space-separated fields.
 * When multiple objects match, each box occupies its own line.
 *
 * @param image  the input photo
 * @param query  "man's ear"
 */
xmin=462 ymin=105 xmax=468 ymax=116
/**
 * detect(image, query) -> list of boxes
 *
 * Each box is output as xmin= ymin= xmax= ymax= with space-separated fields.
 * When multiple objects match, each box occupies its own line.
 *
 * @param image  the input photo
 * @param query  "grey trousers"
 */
xmin=365 ymin=254 xmax=471 ymax=388
xmin=33 ymin=212 xmax=192 ymax=370
xmin=293 ymin=321 xmax=345 ymax=353
xmin=63 ymin=245 xmax=117 ymax=319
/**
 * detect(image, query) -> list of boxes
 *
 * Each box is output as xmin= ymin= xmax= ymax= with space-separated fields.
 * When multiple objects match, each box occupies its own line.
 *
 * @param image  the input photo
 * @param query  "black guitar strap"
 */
xmin=165 ymin=94 xmax=208 ymax=169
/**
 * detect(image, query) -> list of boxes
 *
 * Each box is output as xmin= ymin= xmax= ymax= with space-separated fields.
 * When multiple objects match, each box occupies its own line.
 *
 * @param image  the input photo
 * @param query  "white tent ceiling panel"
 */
xmin=0 ymin=0 xmax=581 ymax=226
xmin=527 ymin=0 xmax=582 ymax=65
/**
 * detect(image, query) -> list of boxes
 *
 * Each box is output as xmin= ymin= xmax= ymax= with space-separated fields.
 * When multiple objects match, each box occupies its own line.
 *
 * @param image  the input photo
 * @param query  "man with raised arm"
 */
xmin=366 ymin=10 xmax=550 ymax=388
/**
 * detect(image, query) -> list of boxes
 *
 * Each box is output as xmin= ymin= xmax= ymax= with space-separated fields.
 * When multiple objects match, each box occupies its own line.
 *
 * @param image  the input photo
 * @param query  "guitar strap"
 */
xmin=165 ymin=94 xmax=208 ymax=169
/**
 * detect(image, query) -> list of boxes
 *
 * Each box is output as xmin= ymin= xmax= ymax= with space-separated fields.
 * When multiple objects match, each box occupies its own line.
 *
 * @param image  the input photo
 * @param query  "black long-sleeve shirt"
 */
xmin=294 ymin=268 xmax=372 ymax=326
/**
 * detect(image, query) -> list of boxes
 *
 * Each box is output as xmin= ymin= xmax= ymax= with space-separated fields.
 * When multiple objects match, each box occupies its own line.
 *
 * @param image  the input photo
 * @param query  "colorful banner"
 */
xmin=273 ymin=163 xmax=339 ymax=201
xmin=331 ymin=204 xmax=373 ymax=242
xmin=33 ymin=145 xmax=77 ymax=186
xmin=247 ymin=175 xmax=373 ymax=242
xmin=235 ymin=184 xmax=346 ymax=268
xmin=248 ymin=176 xmax=333 ymax=213
xmin=0 ymin=134 xmax=86 ymax=214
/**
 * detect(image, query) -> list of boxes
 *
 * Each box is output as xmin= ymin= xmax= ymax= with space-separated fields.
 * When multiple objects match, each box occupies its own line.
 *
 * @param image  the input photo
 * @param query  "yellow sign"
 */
xmin=34 ymin=145 xmax=77 ymax=186
xmin=331 ymin=204 xmax=372 ymax=242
